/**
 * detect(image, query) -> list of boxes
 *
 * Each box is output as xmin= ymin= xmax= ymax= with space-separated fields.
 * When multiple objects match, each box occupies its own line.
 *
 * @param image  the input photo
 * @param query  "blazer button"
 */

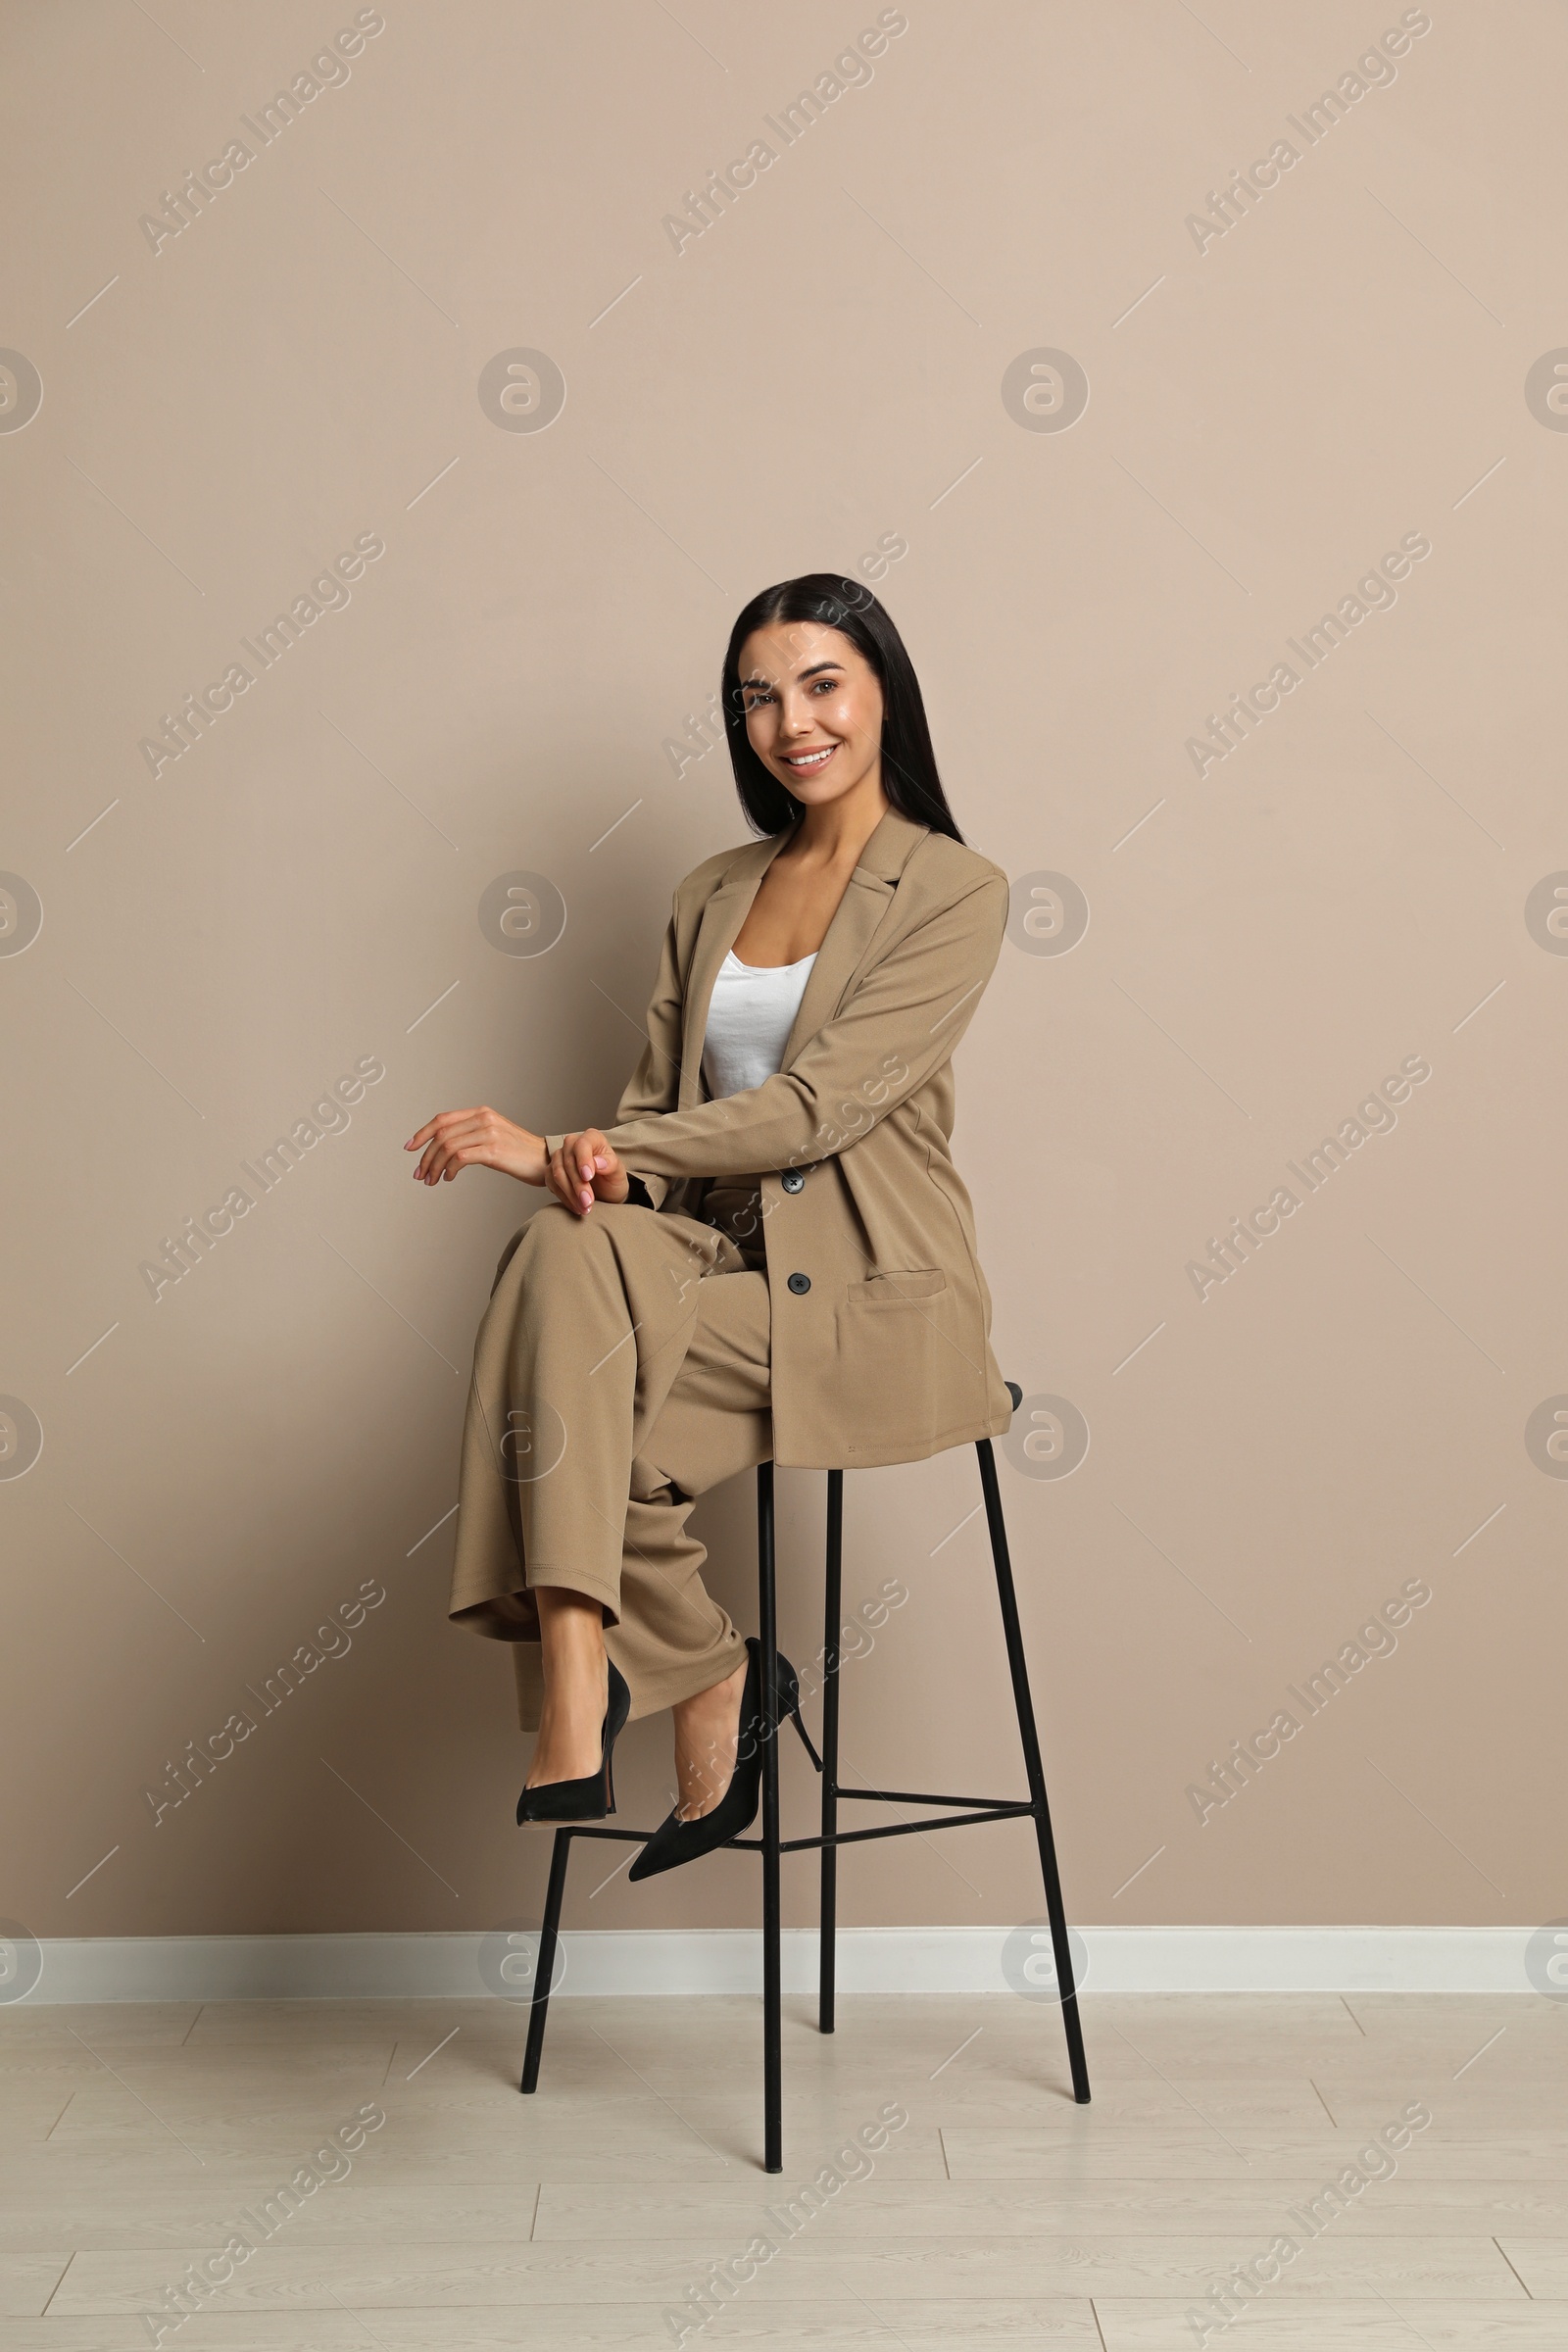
xmin=781 ymin=1169 xmax=805 ymax=1194
xmin=786 ymin=1272 xmax=811 ymax=1295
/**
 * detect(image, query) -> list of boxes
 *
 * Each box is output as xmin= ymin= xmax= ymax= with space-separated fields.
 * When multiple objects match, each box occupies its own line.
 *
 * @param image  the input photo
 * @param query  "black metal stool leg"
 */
xmin=519 ymin=1828 xmax=573 ymax=2093
xmin=818 ymin=1470 xmax=843 ymax=2034
xmin=975 ymin=1439 xmax=1091 ymax=2105
xmin=757 ymin=1461 xmax=783 ymax=2172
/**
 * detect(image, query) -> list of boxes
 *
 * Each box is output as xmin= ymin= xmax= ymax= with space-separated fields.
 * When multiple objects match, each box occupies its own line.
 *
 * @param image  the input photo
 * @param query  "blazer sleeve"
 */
xmin=600 ymin=869 xmax=1007 ymax=1182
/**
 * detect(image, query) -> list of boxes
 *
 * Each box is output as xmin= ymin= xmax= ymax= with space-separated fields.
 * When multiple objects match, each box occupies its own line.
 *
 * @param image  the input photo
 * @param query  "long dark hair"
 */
xmin=720 ymin=573 xmax=965 ymax=843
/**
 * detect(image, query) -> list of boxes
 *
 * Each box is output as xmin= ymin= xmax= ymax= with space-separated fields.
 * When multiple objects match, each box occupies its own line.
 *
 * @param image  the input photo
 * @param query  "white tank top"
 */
xmin=701 ymin=950 xmax=816 ymax=1100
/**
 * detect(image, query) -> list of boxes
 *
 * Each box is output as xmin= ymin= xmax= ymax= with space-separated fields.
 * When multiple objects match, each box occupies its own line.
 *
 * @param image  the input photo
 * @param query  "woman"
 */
xmin=407 ymin=574 xmax=1013 ymax=1880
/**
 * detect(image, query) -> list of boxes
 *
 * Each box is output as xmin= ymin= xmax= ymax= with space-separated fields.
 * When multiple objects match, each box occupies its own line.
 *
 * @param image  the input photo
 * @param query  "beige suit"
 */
xmin=448 ymin=807 xmax=1014 ymax=1725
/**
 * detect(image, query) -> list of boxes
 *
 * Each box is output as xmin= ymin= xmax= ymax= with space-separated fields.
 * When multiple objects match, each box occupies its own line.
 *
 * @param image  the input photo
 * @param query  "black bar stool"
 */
xmin=517 ymin=1381 xmax=1091 ymax=2172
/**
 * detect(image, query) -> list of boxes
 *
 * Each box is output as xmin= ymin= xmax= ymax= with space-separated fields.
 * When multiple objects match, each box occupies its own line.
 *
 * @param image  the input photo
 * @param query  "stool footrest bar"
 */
xmin=731 ymin=1803 xmax=1036 ymax=1853
xmin=526 ymin=1824 xmax=648 ymax=1843
xmin=832 ymin=1787 xmax=1030 ymax=1811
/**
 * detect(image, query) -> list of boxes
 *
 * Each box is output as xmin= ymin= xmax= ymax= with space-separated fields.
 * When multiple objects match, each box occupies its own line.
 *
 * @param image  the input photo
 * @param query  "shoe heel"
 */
xmin=604 ymin=1661 xmax=629 ymax=1816
xmin=788 ymin=1701 xmax=823 ymax=1773
xmin=776 ymin=1662 xmax=822 ymax=1773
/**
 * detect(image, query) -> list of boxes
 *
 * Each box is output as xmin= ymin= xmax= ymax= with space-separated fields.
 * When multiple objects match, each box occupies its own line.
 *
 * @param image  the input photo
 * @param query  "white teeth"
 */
xmin=786 ymin=748 xmax=835 ymax=768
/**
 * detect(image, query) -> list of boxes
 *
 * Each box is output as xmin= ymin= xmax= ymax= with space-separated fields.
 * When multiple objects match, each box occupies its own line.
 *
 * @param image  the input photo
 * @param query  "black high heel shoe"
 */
xmin=628 ymin=1638 xmax=817 ymax=1882
xmin=516 ymin=1660 xmax=631 ymax=1825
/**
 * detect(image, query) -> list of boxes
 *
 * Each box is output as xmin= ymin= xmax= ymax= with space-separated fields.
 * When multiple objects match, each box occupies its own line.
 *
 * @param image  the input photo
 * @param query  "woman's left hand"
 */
xmin=547 ymin=1128 xmax=629 ymax=1216
xmin=405 ymin=1106 xmax=549 ymax=1187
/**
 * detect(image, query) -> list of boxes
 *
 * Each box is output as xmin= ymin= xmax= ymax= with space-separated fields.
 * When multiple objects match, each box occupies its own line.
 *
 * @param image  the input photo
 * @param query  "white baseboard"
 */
xmin=16 ymin=1927 xmax=1536 ymax=2004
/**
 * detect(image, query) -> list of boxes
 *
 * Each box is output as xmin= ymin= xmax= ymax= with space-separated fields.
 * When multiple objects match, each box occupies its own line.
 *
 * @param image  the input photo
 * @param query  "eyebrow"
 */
xmin=741 ymin=661 xmax=843 ymax=689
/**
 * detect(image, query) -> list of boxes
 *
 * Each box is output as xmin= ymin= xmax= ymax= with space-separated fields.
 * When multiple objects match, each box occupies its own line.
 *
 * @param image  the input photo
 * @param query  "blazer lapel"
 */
xmin=778 ymin=808 xmax=929 ymax=1066
xmin=777 ymin=869 xmax=890 ymax=1068
xmin=679 ymin=808 xmax=933 ymax=1102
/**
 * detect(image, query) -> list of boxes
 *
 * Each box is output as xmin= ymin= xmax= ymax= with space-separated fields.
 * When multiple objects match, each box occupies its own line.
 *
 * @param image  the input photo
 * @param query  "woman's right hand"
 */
xmin=405 ymin=1107 xmax=549 ymax=1188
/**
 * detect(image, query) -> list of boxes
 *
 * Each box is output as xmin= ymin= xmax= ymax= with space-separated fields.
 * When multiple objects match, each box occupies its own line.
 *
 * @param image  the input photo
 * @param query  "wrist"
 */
xmin=514 ymin=1126 xmax=550 ymax=1186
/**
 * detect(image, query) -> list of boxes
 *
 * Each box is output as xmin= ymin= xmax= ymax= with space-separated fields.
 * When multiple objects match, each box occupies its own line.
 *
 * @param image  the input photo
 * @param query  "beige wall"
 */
xmin=2 ymin=0 xmax=1560 ymax=1952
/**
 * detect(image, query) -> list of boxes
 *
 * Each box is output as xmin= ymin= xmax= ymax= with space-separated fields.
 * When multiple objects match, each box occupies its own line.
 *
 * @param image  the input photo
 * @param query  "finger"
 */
xmin=417 ymin=1112 xmax=490 ymax=1180
xmin=576 ymin=1133 xmax=611 ymax=1201
xmin=417 ymin=1123 xmax=471 ymax=1182
xmin=414 ymin=1112 xmax=465 ymax=1178
xmin=548 ymin=1149 xmax=586 ymax=1216
xmin=440 ymin=1115 xmax=492 ymax=1145
xmin=560 ymin=1134 xmax=598 ymax=1211
xmin=406 ymin=1110 xmax=466 ymax=1152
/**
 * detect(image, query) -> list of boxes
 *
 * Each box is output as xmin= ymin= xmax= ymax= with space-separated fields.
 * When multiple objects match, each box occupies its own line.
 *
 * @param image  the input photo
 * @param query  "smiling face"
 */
xmin=736 ymin=620 xmax=886 ymax=812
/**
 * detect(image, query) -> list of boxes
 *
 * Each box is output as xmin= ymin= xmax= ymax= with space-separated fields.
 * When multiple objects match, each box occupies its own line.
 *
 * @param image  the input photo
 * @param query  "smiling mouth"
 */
xmin=781 ymin=745 xmax=839 ymax=773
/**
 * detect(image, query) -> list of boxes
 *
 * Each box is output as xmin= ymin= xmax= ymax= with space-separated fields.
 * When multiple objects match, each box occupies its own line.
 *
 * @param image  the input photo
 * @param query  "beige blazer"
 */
xmin=555 ymin=806 xmax=1015 ymax=1469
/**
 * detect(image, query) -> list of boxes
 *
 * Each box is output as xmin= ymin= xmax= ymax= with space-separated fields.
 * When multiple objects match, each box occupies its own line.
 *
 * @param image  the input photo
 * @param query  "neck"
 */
xmin=791 ymin=772 xmax=891 ymax=865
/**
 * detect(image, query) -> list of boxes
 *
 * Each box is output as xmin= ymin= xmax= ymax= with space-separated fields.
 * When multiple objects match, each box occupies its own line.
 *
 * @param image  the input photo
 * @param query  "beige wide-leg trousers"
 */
xmin=448 ymin=1197 xmax=770 ymax=1730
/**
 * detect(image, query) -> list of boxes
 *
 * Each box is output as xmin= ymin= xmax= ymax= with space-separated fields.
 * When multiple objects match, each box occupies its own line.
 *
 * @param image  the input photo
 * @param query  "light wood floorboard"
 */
xmin=2 ymin=1993 xmax=1560 ymax=2345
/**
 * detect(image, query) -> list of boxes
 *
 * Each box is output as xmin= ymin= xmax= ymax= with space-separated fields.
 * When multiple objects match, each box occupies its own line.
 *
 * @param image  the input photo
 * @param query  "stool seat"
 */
xmin=517 ymin=1385 xmax=1090 ymax=2171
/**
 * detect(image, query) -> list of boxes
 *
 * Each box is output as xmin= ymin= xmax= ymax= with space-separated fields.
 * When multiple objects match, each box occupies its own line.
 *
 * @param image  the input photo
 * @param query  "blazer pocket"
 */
xmin=845 ymin=1268 xmax=948 ymax=1305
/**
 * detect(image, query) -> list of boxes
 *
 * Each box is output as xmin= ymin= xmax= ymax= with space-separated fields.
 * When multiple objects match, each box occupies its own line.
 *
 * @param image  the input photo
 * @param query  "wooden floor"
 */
xmin=1 ymin=1989 xmax=1564 ymax=2347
